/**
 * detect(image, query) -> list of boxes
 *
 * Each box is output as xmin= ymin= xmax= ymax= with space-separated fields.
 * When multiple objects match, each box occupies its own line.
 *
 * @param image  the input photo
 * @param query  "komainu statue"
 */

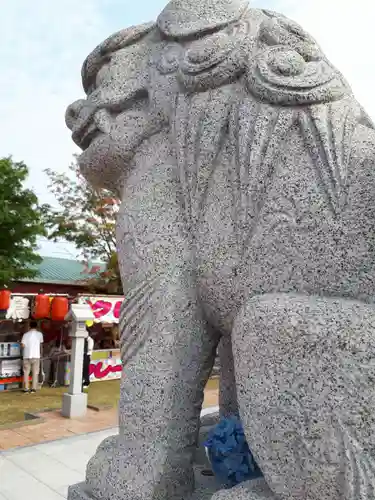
xmin=66 ymin=0 xmax=375 ymax=499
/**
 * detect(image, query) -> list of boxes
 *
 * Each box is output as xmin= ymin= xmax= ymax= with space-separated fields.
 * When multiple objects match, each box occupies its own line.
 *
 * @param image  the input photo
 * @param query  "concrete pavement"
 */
xmin=0 ymin=428 xmax=116 ymax=499
xmin=0 ymin=407 xmax=219 ymax=500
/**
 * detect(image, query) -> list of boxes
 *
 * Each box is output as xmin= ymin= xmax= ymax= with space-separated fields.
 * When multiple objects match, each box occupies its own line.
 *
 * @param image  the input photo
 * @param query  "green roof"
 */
xmin=19 ymin=256 xmax=106 ymax=285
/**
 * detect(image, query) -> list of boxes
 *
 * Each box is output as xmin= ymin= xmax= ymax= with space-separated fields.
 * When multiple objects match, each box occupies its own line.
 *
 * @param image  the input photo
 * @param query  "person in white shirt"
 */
xmin=83 ymin=328 xmax=94 ymax=389
xmin=21 ymin=320 xmax=43 ymax=393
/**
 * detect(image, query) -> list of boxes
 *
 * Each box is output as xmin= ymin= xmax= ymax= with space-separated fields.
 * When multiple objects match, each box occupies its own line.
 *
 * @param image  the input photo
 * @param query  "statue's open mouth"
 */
xmin=73 ymin=120 xmax=101 ymax=150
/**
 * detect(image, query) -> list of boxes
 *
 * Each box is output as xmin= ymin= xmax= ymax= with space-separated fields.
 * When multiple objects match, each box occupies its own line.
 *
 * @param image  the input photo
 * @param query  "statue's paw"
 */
xmin=211 ymin=479 xmax=278 ymax=500
xmin=85 ymin=436 xmax=195 ymax=500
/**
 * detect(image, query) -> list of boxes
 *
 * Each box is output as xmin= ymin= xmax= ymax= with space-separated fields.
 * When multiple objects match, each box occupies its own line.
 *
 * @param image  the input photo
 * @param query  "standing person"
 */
xmin=48 ymin=337 xmax=70 ymax=387
xmin=82 ymin=328 xmax=94 ymax=389
xmin=21 ymin=320 xmax=43 ymax=393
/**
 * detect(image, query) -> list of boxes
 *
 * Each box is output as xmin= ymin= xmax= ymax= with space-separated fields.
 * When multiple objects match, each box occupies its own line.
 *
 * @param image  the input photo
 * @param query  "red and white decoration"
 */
xmin=78 ymin=295 xmax=124 ymax=323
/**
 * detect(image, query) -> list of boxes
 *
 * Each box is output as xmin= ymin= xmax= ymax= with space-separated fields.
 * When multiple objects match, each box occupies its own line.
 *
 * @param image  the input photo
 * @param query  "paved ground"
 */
xmin=0 ymin=427 xmax=116 ymax=499
xmin=0 ymin=406 xmax=219 ymax=500
xmin=0 ymin=408 xmax=117 ymax=450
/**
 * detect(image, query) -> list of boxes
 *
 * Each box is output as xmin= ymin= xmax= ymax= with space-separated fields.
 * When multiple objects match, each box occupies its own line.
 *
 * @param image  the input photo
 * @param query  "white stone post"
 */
xmin=62 ymin=304 xmax=95 ymax=418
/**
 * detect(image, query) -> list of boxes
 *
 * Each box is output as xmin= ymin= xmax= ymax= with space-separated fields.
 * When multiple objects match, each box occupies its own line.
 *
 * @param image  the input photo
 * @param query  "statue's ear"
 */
xmin=157 ymin=0 xmax=248 ymax=38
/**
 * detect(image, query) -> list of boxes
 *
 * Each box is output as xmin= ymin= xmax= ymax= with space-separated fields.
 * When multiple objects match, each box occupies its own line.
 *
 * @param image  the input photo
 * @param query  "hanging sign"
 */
xmin=64 ymin=349 xmax=122 ymax=384
xmin=89 ymin=358 xmax=122 ymax=381
xmin=78 ymin=296 xmax=124 ymax=323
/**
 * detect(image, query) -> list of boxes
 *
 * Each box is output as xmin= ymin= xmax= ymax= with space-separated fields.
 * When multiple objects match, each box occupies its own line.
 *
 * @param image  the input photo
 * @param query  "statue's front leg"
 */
xmin=84 ymin=265 xmax=218 ymax=500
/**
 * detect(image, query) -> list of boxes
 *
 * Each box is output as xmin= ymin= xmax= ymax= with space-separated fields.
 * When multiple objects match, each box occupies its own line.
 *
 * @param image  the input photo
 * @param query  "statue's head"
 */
xmin=66 ymin=0 xmax=369 ymax=193
xmin=65 ymin=22 xmax=163 ymax=192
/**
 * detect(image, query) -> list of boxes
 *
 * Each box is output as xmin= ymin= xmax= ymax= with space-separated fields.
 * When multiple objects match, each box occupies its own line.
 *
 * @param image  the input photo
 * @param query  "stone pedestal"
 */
xmin=62 ymin=393 xmax=88 ymax=419
xmin=61 ymin=304 xmax=94 ymax=419
xmin=69 ymin=466 xmax=219 ymax=500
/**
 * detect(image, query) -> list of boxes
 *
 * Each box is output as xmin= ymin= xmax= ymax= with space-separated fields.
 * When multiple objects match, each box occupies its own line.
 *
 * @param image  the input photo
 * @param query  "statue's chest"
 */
xmin=196 ymin=144 xmax=324 ymax=272
xmin=196 ymin=143 xmax=375 ymax=311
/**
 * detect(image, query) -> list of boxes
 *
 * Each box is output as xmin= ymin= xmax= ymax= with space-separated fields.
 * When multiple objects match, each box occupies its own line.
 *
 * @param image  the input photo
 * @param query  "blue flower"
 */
xmin=204 ymin=416 xmax=263 ymax=487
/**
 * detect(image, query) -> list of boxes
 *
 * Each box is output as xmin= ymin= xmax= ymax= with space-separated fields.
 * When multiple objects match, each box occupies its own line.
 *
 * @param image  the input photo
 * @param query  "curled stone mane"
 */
xmin=161 ymin=8 xmax=374 ymax=226
xmin=157 ymin=8 xmax=351 ymax=105
xmin=245 ymin=11 xmax=349 ymax=105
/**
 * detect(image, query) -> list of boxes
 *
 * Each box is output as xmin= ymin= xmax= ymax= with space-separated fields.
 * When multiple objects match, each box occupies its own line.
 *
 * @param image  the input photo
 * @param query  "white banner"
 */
xmin=77 ymin=296 xmax=124 ymax=323
xmin=5 ymin=296 xmax=30 ymax=321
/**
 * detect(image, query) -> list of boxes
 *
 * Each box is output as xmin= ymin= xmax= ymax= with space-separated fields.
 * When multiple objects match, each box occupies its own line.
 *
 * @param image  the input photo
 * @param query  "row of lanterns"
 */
xmin=34 ymin=294 xmax=69 ymax=321
xmin=0 ymin=290 xmax=69 ymax=321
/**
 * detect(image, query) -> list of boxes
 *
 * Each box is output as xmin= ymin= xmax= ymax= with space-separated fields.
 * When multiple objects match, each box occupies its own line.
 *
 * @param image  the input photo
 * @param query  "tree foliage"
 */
xmin=43 ymin=159 xmax=118 ymax=260
xmin=0 ymin=157 xmax=45 ymax=286
xmin=43 ymin=158 xmax=123 ymax=294
xmin=85 ymin=252 xmax=123 ymax=295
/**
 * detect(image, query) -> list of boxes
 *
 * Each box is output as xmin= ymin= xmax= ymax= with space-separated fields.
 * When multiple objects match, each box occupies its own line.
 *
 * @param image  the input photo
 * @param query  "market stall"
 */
xmin=0 ymin=291 xmax=125 ymax=390
xmin=0 ymin=291 xmax=70 ymax=391
xmin=62 ymin=294 xmax=123 ymax=386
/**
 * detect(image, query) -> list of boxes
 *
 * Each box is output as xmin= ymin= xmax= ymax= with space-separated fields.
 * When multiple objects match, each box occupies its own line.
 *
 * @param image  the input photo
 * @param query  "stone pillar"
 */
xmin=62 ymin=304 xmax=94 ymax=419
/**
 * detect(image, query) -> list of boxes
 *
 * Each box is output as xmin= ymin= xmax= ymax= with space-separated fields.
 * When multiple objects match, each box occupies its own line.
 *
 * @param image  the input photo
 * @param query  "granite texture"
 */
xmin=66 ymin=0 xmax=375 ymax=499
xmin=211 ymin=479 xmax=275 ymax=500
xmin=218 ymin=336 xmax=239 ymax=419
xmin=233 ymin=295 xmax=375 ymax=499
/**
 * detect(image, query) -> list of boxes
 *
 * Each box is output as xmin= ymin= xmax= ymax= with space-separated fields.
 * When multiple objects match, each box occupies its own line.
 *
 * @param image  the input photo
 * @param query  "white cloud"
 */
xmin=0 ymin=0 xmax=169 ymax=257
xmin=0 ymin=0 xmax=109 ymax=197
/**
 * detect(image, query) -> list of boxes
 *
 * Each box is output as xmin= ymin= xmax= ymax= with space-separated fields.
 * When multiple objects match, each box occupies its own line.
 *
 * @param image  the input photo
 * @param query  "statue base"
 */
xmin=68 ymin=465 xmax=220 ymax=500
xmin=68 ymin=475 xmax=274 ymax=500
xmin=67 ymin=409 xmax=275 ymax=500
xmin=62 ymin=392 xmax=88 ymax=419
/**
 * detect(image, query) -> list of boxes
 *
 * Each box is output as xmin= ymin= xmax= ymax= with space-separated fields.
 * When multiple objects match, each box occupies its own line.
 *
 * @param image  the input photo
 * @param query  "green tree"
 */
xmin=43 ymin=158 xmax=122 ymax=294
xmin=0 ymin=157 xmax=45 ymax=286
xmin=85 ymin=252 xmax=122 ymax=295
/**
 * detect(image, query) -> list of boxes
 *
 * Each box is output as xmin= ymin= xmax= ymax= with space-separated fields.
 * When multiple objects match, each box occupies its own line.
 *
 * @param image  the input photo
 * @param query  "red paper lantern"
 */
xmin=33 ymin=294 xmax=50 ymax=319
xmin=51 ymin=297 xmax=69 ymax=321
xmin=0 ymin=290 xmax=11 ymax=310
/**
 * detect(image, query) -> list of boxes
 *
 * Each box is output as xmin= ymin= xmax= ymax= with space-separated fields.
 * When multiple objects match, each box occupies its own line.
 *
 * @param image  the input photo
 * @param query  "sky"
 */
xmin=1 ymin=0 xmax=374 ymax=259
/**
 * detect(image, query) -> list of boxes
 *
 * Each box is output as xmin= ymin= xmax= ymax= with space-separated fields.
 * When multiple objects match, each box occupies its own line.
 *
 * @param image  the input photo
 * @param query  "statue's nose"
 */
xmin=65 ymin=99 xmax=87 ymax=131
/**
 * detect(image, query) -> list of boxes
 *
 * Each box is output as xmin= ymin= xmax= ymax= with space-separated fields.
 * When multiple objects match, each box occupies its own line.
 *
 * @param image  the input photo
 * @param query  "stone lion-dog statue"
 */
xmin=66 ymin=1 xmax=375 ymax=499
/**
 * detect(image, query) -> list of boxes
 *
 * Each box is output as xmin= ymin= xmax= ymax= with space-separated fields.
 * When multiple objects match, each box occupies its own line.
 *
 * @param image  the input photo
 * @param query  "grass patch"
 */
xmin=0 ymin=377 xmax=219 ymax=427
xmin=0 ymin=380 xmax=120 ymax=426
xmin=205 ymin=377 xmax=219 ymax=391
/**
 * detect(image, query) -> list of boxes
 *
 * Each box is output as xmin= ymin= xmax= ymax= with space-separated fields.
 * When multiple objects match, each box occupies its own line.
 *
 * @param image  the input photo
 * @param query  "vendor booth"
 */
xmin=0 ymin=292 xmax=124 ymax=391
xmin=0 ymin=291 xmax=70 ymax=391
xmin=63 ymin=295 xmax=123 ymax=386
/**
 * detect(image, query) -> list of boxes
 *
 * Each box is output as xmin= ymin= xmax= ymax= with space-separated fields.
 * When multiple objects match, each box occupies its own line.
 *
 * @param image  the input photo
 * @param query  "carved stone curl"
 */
xmin=245 ymin=14 xmax=350 ymax=105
